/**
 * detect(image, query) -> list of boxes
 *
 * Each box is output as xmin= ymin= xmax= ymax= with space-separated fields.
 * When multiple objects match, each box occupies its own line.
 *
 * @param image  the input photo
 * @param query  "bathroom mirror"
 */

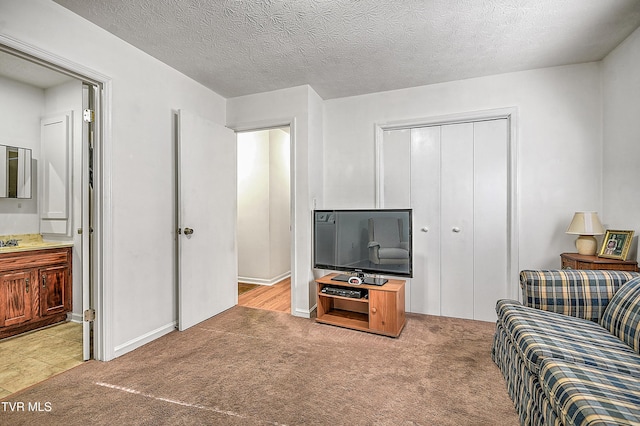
xmin=0 ymin=144 xmax=32 ymax=198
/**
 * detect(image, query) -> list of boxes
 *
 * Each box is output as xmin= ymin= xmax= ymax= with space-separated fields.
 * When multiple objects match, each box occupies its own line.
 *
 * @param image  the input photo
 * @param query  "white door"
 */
xmin=81 ymin=84 xmax=93 ymax=360
xmin=470 ymin=119 xmax=509 ymax=321
xmin=382 ymin=118 xmax=509 ymax=322
xmin=177 ymin=109 xmax=237 ymax=331
xmin=439 ymin=123 xmax=475 ymax=319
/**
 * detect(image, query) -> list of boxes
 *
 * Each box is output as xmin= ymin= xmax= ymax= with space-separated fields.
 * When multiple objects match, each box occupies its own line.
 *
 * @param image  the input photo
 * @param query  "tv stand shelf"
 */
xmin=315 ymin=273 xmax=405 ymax=337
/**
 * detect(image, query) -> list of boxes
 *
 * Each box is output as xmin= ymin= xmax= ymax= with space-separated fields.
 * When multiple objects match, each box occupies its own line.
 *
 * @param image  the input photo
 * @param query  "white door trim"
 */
xmin=228 ymin=118 xmax=298 ymax=316
xmin=0 ymin=34 xmax=114 ymax=360
xmin=374 ymin=107 xmax=520 ymax=300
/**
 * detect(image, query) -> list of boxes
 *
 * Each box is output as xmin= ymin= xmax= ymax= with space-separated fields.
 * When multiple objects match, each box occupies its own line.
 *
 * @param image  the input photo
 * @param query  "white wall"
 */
xmin=0 ymin=0 xmax=227 ymax=359
xmin=227 ymin=85 xmax=324 ymax=316
xmin=0 ymin=76 xmax=43 ymax=233
xmin=268 ymin=129 xmax=291 ymax=279
xmin=237 ymin=131 xmax=271 ymax=280
xmin=602 ymin=26 xmax=640 ymax=262
xmin=324 ymin=63 xmax=604 ymax=271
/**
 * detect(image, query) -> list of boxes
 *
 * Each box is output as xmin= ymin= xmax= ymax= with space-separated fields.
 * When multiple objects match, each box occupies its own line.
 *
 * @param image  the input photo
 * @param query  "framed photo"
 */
xmin=598 ymin=230 xmax=634 ymax=260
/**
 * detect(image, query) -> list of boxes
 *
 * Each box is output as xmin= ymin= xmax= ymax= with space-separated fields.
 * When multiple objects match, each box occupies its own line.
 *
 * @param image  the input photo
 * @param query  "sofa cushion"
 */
xmin=497 ymin=300 xmax=640 ymax=377
xmin=600 ymin=276 xmax=640 ymax=353
xmin=540 ymin=357 xmax=640 ymax=426
xmin=520 ymin=270 xmax=639 ymax=322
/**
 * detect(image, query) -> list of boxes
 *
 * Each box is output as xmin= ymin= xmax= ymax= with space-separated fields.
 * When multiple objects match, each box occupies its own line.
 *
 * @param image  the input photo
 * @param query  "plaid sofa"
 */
xmin=492 ymin=269 xmax=640 ymax=426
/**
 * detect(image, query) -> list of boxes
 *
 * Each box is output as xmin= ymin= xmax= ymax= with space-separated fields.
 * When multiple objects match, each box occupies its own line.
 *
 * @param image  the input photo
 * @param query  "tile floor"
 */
xmin=0 ymin=321 xmax=83 ymax=398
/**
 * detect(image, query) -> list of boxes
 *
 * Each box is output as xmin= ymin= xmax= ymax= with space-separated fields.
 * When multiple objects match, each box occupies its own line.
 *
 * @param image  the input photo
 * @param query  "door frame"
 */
xmin=229 ymin=119 xmax=297 ymax=315
xmin=374 ymin=107 xmax=520 ymax=300
xmin=0 ymin=34 xmax=114 ymax=360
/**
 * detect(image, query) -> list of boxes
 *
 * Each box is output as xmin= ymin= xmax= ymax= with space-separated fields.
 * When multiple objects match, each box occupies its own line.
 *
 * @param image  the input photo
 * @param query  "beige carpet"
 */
xmin=1 ymin=307 xmax=518 ymax=425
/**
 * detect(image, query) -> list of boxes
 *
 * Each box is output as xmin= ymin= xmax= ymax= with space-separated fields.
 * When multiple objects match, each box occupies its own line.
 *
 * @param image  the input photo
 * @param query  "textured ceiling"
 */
xmin=52 ymin=0 xmax=640 ymax=99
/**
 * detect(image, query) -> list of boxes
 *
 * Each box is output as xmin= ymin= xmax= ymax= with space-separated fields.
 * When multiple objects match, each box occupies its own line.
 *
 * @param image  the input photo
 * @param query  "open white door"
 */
xmin=177 ymin=109 xmax=237 ymax=331
xmin=81 ymin=83 xmax=95 ymax=360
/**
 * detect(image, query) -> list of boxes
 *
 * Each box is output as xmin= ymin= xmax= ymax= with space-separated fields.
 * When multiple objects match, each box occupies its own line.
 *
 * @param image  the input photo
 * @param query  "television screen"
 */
xmin=313 ymin=209 xmax=413 ymax=279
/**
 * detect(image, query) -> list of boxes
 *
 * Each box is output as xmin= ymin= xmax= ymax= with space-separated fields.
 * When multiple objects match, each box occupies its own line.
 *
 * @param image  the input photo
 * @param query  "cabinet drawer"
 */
xmin=0 ymin=248 xmax=70 ymax=273
xmin=594 ymin=263 xmax=639 ymax=271
xmin=562 ymin=258 xmax=577 ymax=269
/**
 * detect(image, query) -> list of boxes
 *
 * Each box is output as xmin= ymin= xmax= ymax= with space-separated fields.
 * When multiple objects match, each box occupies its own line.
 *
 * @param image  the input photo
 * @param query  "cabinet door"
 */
xmin=369 ymin=290 xmax=399 ymax=334
xmin=40 ymin=265 xmax=70 ymax=317
xmin=0 ymin=270 xmax=35 ymax=327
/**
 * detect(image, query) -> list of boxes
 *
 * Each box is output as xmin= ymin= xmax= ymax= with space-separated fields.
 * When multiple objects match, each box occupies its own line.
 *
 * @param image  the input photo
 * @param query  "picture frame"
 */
xmin=598 ymin=230 xmax=634 ymax=260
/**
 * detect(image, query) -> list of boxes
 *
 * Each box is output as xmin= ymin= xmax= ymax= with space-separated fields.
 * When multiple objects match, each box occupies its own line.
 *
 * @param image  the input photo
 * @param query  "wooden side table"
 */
xmin=561 ymin=252 xmax=639 ymax=272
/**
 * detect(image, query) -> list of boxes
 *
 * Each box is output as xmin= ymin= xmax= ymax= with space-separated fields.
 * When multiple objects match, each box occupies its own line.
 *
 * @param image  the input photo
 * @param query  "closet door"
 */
xmin=439 ymin=123 xmax=475 ymax=319
xmin=384 ymin=118 xmax=509 ymax=321
xmin=472 ymin=119 xmax=508 ymax=321
xmin=410 ymin=127 xmax=441 ymax=316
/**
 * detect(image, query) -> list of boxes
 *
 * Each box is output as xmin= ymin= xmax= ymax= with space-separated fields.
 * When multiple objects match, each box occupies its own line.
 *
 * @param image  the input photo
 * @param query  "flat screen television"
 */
xmin=313 ymin=209 xmax=413 ymax=285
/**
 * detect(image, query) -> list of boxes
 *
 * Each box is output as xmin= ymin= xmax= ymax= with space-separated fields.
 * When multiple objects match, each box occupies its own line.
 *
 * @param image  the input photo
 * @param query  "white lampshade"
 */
xmin=566 ymin=212 xmax=605 ymax=235
xmin=566 ymin=212 xmax=604 ymax=255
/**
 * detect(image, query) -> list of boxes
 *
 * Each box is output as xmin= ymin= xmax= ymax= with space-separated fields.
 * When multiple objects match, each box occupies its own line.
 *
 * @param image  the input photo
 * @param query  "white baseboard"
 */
xmin=238 ymin=271 xmax=291 ymax=286
xmin=113 ymin=322 xmax=176 ymax=358
xmin=293 ymin=305 xmax=314 ymax=318
xmin=69 ymin=312 xmax=83 ymax=323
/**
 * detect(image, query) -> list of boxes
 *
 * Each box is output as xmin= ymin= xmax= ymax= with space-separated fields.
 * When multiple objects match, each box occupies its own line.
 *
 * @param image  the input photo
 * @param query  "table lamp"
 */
xmin=566 ymin=212 xmax=605 ymax=255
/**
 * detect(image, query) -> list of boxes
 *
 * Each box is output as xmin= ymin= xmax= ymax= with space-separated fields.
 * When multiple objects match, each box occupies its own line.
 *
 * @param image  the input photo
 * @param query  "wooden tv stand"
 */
xmin=315 ymin=273 xmax=406 ymax=337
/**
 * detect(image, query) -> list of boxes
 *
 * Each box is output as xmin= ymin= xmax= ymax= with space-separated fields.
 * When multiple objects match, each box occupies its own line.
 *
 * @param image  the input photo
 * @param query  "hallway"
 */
xmin=237 ymin=278 xmax=290 ymax=313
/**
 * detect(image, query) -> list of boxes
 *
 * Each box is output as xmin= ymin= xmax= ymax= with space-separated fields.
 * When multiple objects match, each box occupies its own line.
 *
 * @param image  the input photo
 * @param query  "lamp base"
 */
xmin=575 ymin=235 xmax=598 ymax=256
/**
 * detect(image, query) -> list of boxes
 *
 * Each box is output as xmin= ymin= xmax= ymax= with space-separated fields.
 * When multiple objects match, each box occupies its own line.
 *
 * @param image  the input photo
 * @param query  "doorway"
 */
xmin=0 ymin=43 xmax=104 ymax=395
xmin=236 ymin=127 xmax=292 ymax=313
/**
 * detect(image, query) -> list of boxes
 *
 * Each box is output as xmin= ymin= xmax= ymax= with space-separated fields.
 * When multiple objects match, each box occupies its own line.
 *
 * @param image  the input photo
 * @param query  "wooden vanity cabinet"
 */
xmin=0 ymin=247 xmax=72 ymax=339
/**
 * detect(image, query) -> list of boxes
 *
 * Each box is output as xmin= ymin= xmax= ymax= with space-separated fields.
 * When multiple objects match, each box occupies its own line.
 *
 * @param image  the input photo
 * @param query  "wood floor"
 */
xmin=237 ymin=277 xmax=291 ymax=313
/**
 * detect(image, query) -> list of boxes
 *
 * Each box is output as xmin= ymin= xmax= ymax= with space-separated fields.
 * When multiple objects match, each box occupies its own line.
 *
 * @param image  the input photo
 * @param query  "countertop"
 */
xmin=0 ymin=234 xmax=73 ymax=254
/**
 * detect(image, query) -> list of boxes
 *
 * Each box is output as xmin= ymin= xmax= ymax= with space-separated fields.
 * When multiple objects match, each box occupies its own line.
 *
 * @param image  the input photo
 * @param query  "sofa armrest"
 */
xmin=520 ymin=269 xmax=640 ymax=322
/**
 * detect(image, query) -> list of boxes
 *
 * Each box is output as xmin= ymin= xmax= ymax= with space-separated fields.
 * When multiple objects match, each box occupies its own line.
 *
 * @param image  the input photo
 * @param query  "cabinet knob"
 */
xmin=371 ymin=307 xmax=377 ymax=314
xmin=452 ymin=227 xmax=461 ymax=233
xmin=421 ymin=227 xmax=429 ymax=232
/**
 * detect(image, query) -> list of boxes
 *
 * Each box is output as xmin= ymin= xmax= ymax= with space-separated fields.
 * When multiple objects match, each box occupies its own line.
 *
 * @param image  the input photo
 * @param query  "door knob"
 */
xmin=452 ymin=227 xmax=461 ymax=233
xmin=421 ymin=227 xmax=429 ymax=232
xmin=184 ymin=227 xmax=194 ymax=235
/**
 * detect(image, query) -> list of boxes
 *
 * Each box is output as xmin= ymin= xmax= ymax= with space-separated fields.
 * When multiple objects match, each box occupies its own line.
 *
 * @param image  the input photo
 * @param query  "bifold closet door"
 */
xmin=437 ymin=120 xmax=508 ymax=321
xmin=382 ymin=119 xmax=508 ymax=321
xmin=439 ymin=123 xmax=475 ymax=319
xmin=471 ymin=119 xmax=508 ymax=321
xmin=408 ymin=119 xmax=508 ymax=321
xmin=409 ymin=126 xmax=441 ymax=316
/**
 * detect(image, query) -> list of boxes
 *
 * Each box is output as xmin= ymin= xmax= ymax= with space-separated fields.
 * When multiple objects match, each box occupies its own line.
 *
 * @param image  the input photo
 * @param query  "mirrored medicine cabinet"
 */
xmin=0 ymin=144 xmax=32 ymax=199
